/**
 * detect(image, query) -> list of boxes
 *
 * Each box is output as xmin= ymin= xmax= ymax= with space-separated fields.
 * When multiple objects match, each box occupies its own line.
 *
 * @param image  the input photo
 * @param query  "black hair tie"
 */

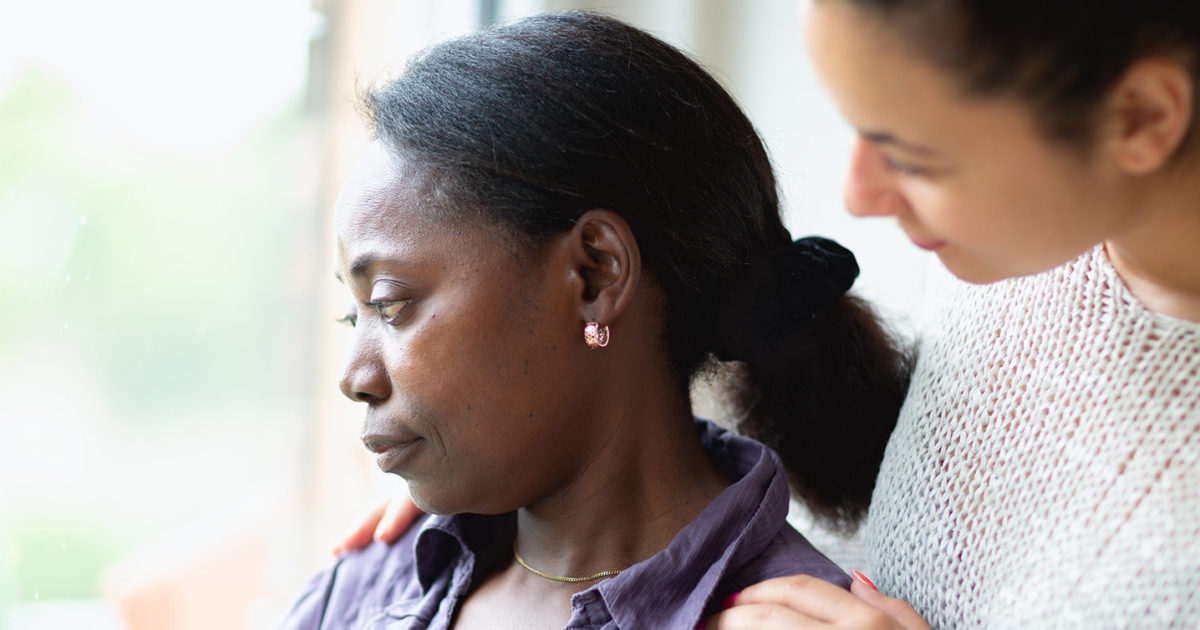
xmin=714 ymin=236 xmax=859 ymax=370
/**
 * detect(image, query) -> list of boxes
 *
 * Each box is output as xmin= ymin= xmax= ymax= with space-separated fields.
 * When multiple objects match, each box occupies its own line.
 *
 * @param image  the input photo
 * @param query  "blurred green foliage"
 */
xmin=0 ymin=67 xmax=314 ymax=601
xmin=5 ymin=513 xmax=122 ymax=602
xmin=0 ymin=69 xmax=310 ymax=417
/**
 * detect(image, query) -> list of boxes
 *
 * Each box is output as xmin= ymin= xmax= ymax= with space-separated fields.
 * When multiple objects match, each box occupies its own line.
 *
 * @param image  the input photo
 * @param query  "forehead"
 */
xmin=804 ymin=3 xmax=1048 ymax=157
xmin=805 ymin=4 xmax=948 ymax=120
xmin=333 ymin=144 xmax=452 ymax=273
xmin=333 ymin=143 xmax=525 ymax=278
xmin=335 ymin=143 xmax=422 ymax=238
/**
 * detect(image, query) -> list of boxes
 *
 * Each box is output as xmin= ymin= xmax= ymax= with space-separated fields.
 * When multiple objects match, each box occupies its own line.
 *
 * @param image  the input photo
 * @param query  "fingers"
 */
xmin=699 ymin=572 xmax=929 ymax=630
xmin=849 ymin=576 xmax=931 ymax=630
xmin=373 ymin=493 xmax=423 ymax=544
xmin=733 ymin=574 xmax=863 ymax=622
xmin=331 ymin=501 xmax=388 ymax=556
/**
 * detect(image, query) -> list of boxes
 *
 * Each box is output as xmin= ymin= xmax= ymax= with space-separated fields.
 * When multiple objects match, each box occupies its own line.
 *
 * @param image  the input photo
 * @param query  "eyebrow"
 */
xmin=334 ymin=254 xmax=386 ymax=284
xmin=861 ymin=130 xmax=938 ymax=156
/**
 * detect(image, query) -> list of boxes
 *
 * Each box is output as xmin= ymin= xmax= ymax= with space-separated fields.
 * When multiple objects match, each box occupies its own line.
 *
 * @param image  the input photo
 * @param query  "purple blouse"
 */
xmin=280 ymin=420 xmax=849 ymax=629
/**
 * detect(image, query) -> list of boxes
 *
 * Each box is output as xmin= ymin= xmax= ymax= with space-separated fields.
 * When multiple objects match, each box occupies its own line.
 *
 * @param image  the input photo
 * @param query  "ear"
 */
xmin=1099 ymin=57 xmax=1194 ymax=174
xmin=564 ymin=209 xmax=641 ymax=327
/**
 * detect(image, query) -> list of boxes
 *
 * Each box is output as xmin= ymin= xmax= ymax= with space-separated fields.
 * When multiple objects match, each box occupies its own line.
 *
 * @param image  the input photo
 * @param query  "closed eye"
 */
xmin=881 ymin=154 xmax=930 ymax=177
xmin=370 ymin=300 xmax=412 ymax=325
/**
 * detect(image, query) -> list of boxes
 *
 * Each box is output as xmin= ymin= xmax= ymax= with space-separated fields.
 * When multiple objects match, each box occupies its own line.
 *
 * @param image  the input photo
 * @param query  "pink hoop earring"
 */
xmin=583 ymin=322 xmax=610 ymax=349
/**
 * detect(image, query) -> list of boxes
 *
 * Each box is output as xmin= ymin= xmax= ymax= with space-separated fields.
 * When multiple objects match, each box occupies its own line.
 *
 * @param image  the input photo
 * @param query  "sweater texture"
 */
xmin=866 ymin=246 xmax=1200 ymax=628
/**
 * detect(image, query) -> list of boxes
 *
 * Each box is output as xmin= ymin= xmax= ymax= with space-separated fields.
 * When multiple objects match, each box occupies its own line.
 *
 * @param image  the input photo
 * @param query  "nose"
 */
xmin=843 ymin=135 xmax=910 ymax=218
xmin=339 ymin=329 xmax=391 ymax=404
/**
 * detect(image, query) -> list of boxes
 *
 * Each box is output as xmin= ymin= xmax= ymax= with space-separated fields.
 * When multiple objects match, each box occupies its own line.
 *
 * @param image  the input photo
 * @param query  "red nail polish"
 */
xmin=851 ymin=570 xmax=877 ymax=590
xmin=721 ymin=591 xmax=740 ymax=609
xmin=693 ymin=623 xmax=705 ymax=630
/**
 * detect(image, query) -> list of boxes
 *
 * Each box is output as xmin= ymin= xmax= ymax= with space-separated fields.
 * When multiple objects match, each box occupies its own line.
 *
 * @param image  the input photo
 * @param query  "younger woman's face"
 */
xmin=803 ymin=1 xmax=1135 ymax=283
xmin=334 ymin=144 xmax=595 ymax=515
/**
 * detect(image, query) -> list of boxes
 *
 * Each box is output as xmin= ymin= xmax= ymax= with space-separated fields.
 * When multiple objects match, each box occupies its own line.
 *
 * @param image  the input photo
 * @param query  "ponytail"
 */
xmin=733 ymin=295 xmax=912 ymax=531
xmin=713 ymin=237 xmax=912 ymax=532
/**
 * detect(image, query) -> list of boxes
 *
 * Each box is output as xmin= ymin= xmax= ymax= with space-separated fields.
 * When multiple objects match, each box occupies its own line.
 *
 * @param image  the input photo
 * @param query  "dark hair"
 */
xmin=362 ymin=11 xmax=911 ymax=530
xmin=820 ymin=0 xmax=1200 ymax=155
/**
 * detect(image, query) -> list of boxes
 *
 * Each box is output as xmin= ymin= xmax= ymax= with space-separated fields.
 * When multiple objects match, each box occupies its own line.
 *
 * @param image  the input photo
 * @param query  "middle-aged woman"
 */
xmin=343 ymin=1 xmax=1200 ymax=628
xmin=286 ymin=10 xmax=912 ymax=630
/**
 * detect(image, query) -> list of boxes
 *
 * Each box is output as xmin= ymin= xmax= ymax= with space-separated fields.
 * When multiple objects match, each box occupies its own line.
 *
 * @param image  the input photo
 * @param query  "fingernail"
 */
xmin=720 ymin=591 xmax=740 ymax=609
xmin=851 ymin=570 xmax=877 ymax=590
xmin=693 ymin=622 xmax=706 ymax=630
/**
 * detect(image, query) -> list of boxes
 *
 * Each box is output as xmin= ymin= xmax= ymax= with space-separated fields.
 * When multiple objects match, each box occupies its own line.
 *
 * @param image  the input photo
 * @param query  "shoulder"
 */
xmin=725 ymin=522 xmax=851 ymax=594
xmin=695 ymin=420 xmax=851 ymax=591
xmin=278 ymin=519 xmax=428 ymax=629
xmin=874 ymin=248 xmax=1200 ymax=626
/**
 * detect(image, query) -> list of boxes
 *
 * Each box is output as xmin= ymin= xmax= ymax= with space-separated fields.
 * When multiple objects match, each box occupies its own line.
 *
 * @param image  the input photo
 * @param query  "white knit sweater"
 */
xmin=865 ymin=246 xmax=1200 ymax=629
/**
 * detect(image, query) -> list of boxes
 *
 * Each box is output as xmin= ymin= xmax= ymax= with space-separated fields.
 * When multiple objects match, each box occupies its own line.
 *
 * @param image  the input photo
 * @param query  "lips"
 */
xmin=895 ymin=218 xmax=947 ymax=252
xmin=361 ymin=426 xmax=422 ymax=474
xmin=373 ymin=438 xmax=421 ymax=473
xmin=907 ymin=235 xmax=947 ymax=251
xmin=899 ymin=226 xmax=947 ymax=251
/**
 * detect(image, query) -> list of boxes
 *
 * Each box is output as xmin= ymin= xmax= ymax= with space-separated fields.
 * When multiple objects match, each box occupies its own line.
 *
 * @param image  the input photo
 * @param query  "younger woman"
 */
xmin=709 ymin=1 xmax=1200 ymax=627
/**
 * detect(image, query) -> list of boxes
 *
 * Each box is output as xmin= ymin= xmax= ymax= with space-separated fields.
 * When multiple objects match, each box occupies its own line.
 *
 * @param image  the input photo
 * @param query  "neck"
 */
xmin=510 ymin=372 xmax=731 ymax=585
xmin=1105 ymin=167 xmax=1200 ymax=322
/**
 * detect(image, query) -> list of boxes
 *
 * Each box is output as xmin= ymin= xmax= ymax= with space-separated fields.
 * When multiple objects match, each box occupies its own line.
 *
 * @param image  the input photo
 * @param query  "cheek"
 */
xmin=899 ymin=174 xmax=1017 ymax=241
xmin=401 ymin=302 xmax=580 ymax=510
xmin=397 ymin=290 xmax=571 ymax=438
xmin=396 ymin=308 xmax=497 ymax=415
xmin=893 ymin=179 xmax=955 ymax=227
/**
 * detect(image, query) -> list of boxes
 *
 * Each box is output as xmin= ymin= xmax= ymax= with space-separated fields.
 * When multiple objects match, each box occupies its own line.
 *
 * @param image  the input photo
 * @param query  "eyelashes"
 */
xmin=336 ymin=300 xmax=412 ymax=328
xmin=882 ymin=154 xmax=932 ymax=177
xmin=371 ymin=300 xmax=411 ymax=325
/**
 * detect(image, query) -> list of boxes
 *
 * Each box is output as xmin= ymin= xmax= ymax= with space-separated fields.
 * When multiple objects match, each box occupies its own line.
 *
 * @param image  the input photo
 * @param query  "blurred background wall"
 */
xmin=0 ymin=1 xmax=929 ymax=628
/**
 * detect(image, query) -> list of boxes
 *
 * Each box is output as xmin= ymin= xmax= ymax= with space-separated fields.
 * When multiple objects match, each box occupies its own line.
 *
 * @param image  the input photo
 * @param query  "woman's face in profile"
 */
xmin=803 ymin=0 xmax=1127 ymax=283
xmin=333 ymin=144 xmax=595 ymax=515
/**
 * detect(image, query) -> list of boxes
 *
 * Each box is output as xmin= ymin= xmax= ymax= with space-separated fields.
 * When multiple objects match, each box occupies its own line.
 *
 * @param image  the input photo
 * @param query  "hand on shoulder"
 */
xmin=699 ymin=571 xmax=930 ymax=630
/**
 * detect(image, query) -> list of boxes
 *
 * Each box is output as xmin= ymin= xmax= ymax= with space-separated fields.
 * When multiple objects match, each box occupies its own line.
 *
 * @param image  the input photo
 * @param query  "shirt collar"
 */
xmin=412 ymin=511 xmax=516 ymax=593
xmin=405 ymin=420 xmax=788 ymax=627
xmin=591 ymin=420 xmax=789 ymax=628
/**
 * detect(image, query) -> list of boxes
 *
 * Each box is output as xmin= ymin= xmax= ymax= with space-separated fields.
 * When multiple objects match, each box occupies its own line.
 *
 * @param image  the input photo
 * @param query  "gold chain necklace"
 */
xmin=512 ymin=543 xmax=623 ymax=583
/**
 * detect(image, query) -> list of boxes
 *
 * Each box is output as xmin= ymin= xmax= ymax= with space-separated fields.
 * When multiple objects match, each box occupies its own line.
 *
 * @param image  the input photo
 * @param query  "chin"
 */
xmin=939 ymin=252 xmax=1040 ymax=285
xmin=945 ymin=265 xmax=1013 ymax=285
xmin=408 ymin=483 xmax=515 ymax=517
xmin=941 ymin=245 xmax=1095 ymax=285
xmin=407 ymin=486 xmax=461 ymax=516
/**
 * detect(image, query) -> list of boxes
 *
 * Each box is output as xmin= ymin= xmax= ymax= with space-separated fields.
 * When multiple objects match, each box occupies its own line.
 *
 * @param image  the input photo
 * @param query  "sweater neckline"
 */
xmin=1094 ymin=244 xmax=1200 ymax=332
